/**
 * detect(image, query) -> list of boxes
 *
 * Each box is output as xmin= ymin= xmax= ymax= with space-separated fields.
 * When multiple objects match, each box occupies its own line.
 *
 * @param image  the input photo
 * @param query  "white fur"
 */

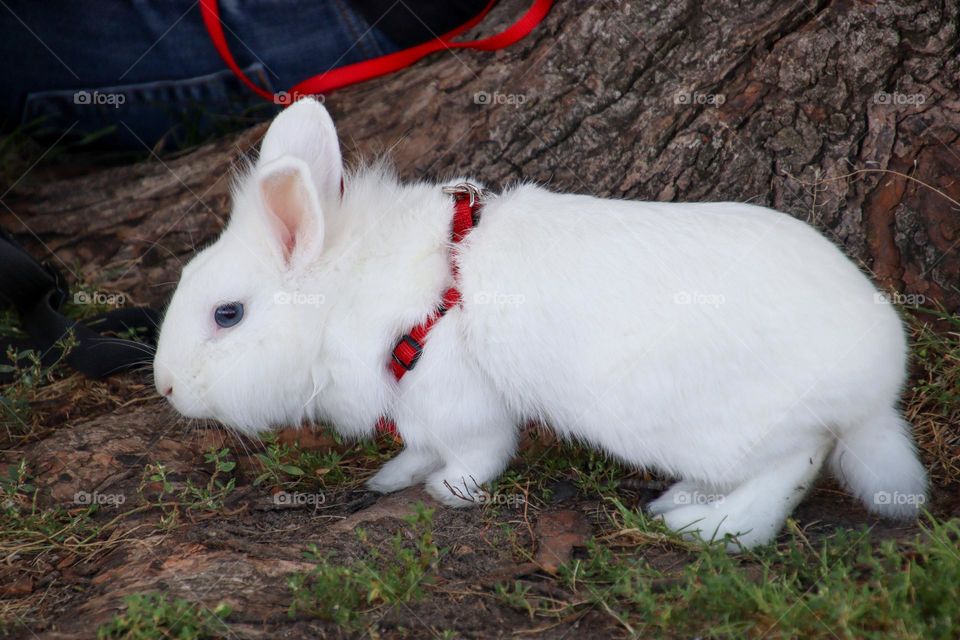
xmin=154 ymin=99 xmax=928 ymax=549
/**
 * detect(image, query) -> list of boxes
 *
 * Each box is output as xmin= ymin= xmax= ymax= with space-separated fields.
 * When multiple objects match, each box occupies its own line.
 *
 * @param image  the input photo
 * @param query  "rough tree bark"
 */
xmin=4 ymin=0 xmax=959 ymax=312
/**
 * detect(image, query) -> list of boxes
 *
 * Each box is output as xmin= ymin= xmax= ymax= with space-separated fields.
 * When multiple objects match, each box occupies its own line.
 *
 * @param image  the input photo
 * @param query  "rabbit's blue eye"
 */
xmin=214 ymin=302 xmax=244 ymax=328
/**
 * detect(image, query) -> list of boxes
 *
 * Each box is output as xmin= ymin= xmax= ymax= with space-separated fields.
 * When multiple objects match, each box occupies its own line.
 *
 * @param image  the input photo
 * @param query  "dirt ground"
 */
xmin=3 ymin=368 xmax=956 ymax=639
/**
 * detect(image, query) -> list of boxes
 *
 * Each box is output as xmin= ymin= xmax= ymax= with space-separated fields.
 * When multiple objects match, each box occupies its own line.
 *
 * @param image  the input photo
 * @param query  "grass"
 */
xmin=97 ymin=593 xmax=232 ymax=640
xmin=0 ymin=449 xmax=241 ymax=634
xmin=1 ymin=330 xmax=78 ymax=440
xmin=0 ymin=272 xmax=153 ymax=445
xmin=253 ymin=432 xmax=351 ymax=491
xmin=0 ymin=458 xmax=107 ymax=563
xmin=491 ymin=429 xmax=630 ymax=506
xmin=0 ymin=445 xmax=240 ymax=601
xmin=250 ymin=429 xmax=396 ymax=493
xmin=1 ymin=300 xmax=957 ymax=637
xmin=907 ymin=308 xmax=960 ymax=484
xmin=140 ymin=447 xmax=238 ymax=526
xmin=494 ymin=499 xmax=960 ymax=638
xmin=287 ymin=503 xmax=441 ymax=627
xmin=0 ymin=448 xmax=240 ymax=568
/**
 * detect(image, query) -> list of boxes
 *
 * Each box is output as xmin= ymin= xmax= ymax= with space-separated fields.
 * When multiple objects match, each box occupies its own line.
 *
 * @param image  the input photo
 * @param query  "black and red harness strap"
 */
xmin=389 ymin=286 xmax=462 ymax=379
xmin=377 ymin=183 xmax=486 ymax=439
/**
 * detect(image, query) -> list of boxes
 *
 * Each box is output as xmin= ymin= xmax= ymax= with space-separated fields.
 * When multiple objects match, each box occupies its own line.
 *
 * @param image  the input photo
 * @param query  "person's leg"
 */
xmin=350 ymin=0 xmax=493 ymax=48
xmin=0 ymin=1 xmax=400 ymax=149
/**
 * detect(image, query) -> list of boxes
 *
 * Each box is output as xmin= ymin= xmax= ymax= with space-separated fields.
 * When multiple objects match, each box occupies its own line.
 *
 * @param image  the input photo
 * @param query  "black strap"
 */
xmin=0 ymin=227 xmax=158 ymax=384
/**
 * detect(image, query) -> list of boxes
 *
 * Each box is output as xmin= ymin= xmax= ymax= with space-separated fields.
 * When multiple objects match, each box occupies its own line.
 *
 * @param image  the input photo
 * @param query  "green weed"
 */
xmin=498 ymin=498 xmax=960 ymax=639
xmin=97 ymin=592 xmax=231 ymax=640
xmin=287 ymin=504 xmax=440 ymax=626
xmin=141 ymin=448 xmax=236 ymax=526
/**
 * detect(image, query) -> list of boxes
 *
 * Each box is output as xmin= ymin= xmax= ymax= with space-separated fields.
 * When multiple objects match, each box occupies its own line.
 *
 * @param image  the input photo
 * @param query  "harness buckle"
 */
xmin=442 ymin=182 xmax=489 ymax=207
xmin=392 ymin=334 xmax=424 ymax=372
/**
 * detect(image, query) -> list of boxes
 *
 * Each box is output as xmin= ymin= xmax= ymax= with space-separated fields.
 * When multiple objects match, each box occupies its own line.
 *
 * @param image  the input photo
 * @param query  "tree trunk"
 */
xmin=4 ymin=0 xmax=958 ymax=311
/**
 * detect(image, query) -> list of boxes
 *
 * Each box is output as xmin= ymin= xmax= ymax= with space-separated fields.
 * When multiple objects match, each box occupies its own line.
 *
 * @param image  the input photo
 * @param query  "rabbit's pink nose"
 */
xmin=154 ymin=368 xmax=174 ymax=398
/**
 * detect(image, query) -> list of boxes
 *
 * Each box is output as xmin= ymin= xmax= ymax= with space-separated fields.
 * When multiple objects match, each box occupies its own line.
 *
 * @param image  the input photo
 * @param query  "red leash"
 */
xmin=199 ymin=0 xmax=553 ymax=103
xmin=376 ymin=183 xmax=486 ymax=440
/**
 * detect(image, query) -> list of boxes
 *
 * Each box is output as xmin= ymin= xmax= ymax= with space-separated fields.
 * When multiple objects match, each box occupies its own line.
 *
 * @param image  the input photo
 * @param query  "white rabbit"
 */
xmin=154 ymin=98 xmax=927 ymax=549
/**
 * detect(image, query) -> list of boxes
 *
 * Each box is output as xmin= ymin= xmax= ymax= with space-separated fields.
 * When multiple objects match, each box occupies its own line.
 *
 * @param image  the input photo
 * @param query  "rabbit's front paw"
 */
xmin=367 ymin=448 xmax=441 ymax=494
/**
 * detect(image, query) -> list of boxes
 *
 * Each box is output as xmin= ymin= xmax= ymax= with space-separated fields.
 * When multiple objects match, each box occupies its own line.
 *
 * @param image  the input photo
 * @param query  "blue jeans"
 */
xmin=0 ymin=1 xmax=400 ymax=149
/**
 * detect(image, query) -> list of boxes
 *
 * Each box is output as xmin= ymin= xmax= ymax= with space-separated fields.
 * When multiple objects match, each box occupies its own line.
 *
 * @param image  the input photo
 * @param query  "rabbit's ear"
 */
xmin=257 ymin=156 xmax=324 ymax=269
xmin=258 ymin=97 xmax=342 ymax=203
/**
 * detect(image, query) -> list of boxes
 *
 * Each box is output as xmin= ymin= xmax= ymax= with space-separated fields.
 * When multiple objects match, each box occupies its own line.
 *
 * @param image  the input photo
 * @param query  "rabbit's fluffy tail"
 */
xmin=829 ymin=408 xmax=928 ymax=519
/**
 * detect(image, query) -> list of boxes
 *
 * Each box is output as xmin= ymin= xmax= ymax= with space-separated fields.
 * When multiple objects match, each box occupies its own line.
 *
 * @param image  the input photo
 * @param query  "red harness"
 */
xmin=376 ymin=184 xmax=486 ymax=439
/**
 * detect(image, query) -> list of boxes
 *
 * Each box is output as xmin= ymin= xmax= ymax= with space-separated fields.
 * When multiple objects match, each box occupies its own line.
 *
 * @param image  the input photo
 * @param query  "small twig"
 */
xmin=783 ymin=167 xmax=960 ymax=211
